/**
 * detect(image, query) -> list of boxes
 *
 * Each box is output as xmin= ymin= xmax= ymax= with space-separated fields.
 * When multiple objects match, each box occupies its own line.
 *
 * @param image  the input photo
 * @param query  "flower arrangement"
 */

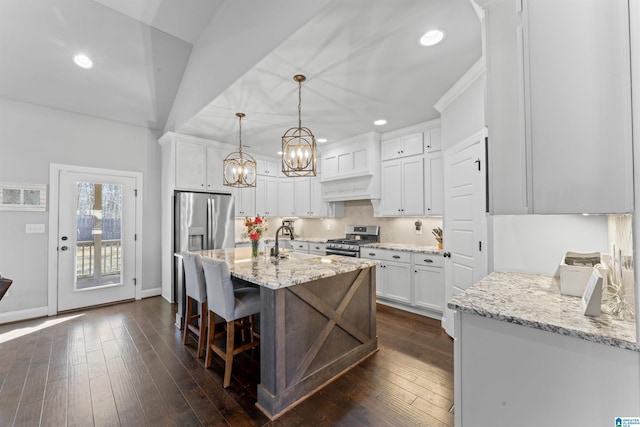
xmin=244 ymin=215 xmax=267 ymax=241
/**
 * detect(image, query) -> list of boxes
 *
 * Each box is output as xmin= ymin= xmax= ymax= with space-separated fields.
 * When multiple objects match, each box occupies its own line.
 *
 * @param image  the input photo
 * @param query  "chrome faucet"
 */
xmin=271 ymin=225 xmax=294 ymax=257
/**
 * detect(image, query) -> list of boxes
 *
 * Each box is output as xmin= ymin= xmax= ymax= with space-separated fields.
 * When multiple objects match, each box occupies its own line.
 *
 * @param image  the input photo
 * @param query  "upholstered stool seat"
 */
xmin=202 ymin=257 xmax=260 ymax=388
xmin=181 ymin=252 xmax=208 ymax=358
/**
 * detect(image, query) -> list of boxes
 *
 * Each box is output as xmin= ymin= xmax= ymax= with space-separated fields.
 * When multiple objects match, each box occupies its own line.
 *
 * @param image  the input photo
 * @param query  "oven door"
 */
xmin=325 ymin=248 xmax=359 ymax=257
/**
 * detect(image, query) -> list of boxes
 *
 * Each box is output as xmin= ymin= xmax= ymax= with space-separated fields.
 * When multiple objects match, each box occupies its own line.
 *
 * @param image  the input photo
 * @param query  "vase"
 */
xmin=251 ymin=240 xmax=259 ymax=258
xmin=437 ymin=242 xmax=443 ymax=250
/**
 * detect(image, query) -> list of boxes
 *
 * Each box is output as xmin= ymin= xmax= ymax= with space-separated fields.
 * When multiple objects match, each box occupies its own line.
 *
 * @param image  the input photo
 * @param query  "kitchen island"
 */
xmin=193 ymin=248 xmax=378 ymax=418
xmin=448 ymin=272 xmax=640 ymax=426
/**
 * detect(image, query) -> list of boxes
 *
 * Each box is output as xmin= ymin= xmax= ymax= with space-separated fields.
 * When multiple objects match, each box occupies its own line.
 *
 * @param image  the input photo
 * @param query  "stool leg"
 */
xmin=197 ymin=301 xmax=207 ymax=358
xmin=205 ymin=310 xmax=215 ymax=369
xmin=183 ymin=296 xmax=193 ymax=344
xmin=223 ymin=320 xmax=234 ymax=388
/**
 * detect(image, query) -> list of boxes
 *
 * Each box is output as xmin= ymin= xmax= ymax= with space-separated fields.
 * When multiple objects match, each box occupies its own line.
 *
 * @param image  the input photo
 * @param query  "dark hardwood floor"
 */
xmin=0 ymin=297 xmax=454 ymax=426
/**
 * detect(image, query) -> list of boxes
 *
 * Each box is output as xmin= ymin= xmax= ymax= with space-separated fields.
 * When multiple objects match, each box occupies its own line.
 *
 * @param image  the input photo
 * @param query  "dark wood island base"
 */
xmin=257 ymin=266 xmax=378 ymax=418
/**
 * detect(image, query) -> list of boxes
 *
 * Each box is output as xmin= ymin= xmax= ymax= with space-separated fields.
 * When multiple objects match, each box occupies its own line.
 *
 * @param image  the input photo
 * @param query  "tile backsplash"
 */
xmin=235 ymin=200 xmax=443 ymax=245
xmin=292 ymin=200 xmax=441 ymax=245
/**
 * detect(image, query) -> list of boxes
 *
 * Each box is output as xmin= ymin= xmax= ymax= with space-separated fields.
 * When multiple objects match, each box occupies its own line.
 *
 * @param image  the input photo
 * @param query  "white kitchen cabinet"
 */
xmin=257 ymin=159 xmax=280 ymax=177
xmin=381 ymin=132 xmax=423 ymax=161
xmin=425 ymin=151 xmax=443 ymax=215
xmin=232 ymin=186 xmax=255 ymax=218
xmin=425 ymin=128 xmax=441 ymax=153
xmin=482 ymin=0 xmax=633 ymax=214
xmin=278 ymin=180 xmax=295 ymax=217
xmin=293 ymin=178 xmax=311 ymax=216
xmin=320 ymin=132 xmax=381 ymax=201
xmin=362 ymin=249 xmax=444 ymax=317
xmin=361 ymin=249 xmax=411 ymax=304
xmin=175 ymin=139 xmax=229 ymax=192
xmin=413 ymin=254 xmax=444 ymax=312
xmin=309 ymin=177 xmax=344 ymax=218
xmin=308 ymin=242 xmax=327 ymax=255
xmin=255 ymin=176 xmax=279 ymax=217
xmin=290 ymin=241 xmax=310 ymax=252
xmin=379 ymin=156 xmax=424 ymax=216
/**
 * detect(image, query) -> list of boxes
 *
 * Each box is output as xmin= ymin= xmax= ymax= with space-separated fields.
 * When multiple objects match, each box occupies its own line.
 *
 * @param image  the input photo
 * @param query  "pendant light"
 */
xmin=223 ymin=113 xmax=256 ymax=187
xmin=282 ymin=74 xmax=317 ymax=177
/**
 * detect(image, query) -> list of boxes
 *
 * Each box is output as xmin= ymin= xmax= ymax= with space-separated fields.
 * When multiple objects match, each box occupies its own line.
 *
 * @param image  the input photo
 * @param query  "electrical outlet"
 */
xmin=327 ymin=224 xmax=331 ymax=231
xmin=25 ymin=223 xmax=45 ymax=233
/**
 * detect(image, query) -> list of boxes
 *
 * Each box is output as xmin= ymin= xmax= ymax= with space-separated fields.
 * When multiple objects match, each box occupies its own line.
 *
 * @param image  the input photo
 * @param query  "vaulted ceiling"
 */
xmin=0 ymin=0 xmax=482 ymax=157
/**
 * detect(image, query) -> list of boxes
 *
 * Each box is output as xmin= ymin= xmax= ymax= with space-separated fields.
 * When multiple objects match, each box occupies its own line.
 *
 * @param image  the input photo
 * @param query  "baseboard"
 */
xmin=376 ymin=299 xmax=443 ymax=321
xmin=0 ymin=306 xmax=49 ymax=325
xmin=141 ymin=287 xmax=162 ymax=299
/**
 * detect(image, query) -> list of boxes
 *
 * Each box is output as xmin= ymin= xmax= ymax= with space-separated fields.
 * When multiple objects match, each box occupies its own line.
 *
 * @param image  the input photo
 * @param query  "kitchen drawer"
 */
xmin=412 ymin=253 xmax=444 ymax=268
xmin=309 ymin=242 xmax=327 ymax=254
xmin=361 ymin=248 xmax=410 ymax=263
xmin=291 ymin=241 xmax=310 ymax=252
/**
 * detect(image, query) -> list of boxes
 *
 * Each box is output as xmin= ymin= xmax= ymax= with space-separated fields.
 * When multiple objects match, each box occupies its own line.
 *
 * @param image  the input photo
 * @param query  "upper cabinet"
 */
xmin=425 ymin=151 xmax=443 ymax=215
xmin=279 ymin=177 xmax=344 ymax=218
xmin=256 ymin=159 xmax=280 ymax=177
xmin=482 ymin=0 xmax=633 ymax=214
xmin=379 ymin=157 xmax=425 ymax=216
xmin=160 ymin=132 xmax=233 ymax=195
xmin=255 ymin=176 xmax=279 ymax=217
xmin=175 ymin=140 xmax=228 ymax=192
xmin=381 ymin=133 xmax=423 ymax=160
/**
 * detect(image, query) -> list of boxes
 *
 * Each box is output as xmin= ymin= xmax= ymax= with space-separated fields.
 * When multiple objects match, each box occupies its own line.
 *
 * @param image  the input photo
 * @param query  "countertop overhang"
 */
xmin=448 ymin=271 xmax=638 ymax=352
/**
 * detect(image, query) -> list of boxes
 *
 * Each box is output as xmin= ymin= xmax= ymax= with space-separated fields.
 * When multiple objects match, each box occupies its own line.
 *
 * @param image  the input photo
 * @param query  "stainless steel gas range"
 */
xmin=325 ymin=225 xmax=380 ymax=257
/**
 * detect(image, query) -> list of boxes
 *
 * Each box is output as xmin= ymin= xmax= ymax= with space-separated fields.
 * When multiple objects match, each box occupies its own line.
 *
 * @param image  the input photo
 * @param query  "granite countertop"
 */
xmin=191 ymin=248 xmax=377 ymax=290
xmin=448 ymin=271 xmax=639 ymax=352
xmin=360 ymin=242 xmax=442 ymax=255
xmin=235 ymin=237 xmax=327 ymax=245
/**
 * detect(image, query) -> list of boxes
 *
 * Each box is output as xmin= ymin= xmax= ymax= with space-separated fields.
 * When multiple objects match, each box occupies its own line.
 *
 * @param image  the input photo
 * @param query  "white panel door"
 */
xmin=57 ymin=170 xmax=137 ymax=311
xmin=443 ymin=131 xmax=488 ymax=337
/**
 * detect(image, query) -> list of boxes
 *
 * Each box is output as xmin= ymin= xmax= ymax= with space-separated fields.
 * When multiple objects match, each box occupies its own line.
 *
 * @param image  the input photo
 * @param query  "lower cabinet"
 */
xmin=309 ymin=242 xmax=326 ymax=255
xmin=413 ymin=254 xmax=444 ymax=312
xmin=361 ymin=248 xmax=444 ymax=318
xmin=290 ymin=241 xmax=310 ymax=252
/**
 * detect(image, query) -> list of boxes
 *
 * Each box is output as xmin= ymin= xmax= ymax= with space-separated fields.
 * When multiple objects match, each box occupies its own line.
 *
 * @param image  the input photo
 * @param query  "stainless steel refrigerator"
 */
xmin=174 ymin=191 xmax=234 ymax=327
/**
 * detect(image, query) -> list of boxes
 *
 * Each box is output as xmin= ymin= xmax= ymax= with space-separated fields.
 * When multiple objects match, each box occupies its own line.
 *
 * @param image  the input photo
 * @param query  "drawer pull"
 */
xmin=423 ymin=259 xmax=434 ymax=263
xmin=368 ymin=253 xmax=376 ymax=256
xmin=392 ymin=255 xmax=401 ymax=259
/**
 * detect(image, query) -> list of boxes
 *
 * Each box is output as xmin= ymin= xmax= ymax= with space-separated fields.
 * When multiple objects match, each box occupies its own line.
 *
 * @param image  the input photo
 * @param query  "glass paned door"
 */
xmin=75 ymin=182 xmax=123 ymax=290
xmin=58 ymin=171 xmax=136 ymax=311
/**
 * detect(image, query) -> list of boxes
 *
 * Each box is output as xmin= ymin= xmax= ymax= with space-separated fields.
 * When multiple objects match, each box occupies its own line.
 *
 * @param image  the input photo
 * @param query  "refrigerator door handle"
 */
xmin=207 ymin=198 xmax=214 ymax=249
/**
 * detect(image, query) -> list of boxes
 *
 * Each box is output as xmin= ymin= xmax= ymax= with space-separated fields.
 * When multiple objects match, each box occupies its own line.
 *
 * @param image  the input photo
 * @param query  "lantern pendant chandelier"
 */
xmin=223 ymin=112 xmax=257 ymax=188
xmin=282 ymin=74 xmax=317 ymax=177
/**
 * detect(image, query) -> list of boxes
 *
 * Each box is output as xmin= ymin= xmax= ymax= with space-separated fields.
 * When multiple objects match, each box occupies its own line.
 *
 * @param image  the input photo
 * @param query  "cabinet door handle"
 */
xmin=443 ymin=252 xmax=451 ymax=258
xmin=423 ymin=259 xmax=434 ymax=263
xmin=392 ymin=255 xmax=400 ymax=259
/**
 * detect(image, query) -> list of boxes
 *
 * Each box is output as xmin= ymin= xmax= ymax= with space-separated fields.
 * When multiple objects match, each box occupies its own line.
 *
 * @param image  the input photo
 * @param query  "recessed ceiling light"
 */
xmin=317 ymin=138 xmax=327 ymax=143
xmin=419 ymin=29 xmax=446 ymax=47
xmin=73 ymin=54 xmax=93 ymax=69
xmin=374 ymin=119 xmax=387 ymax=126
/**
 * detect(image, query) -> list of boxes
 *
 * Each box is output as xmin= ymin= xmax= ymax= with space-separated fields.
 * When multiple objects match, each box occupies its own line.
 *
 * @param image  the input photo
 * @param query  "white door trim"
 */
xmin=48 ymin=164 xmax=143 ymax=315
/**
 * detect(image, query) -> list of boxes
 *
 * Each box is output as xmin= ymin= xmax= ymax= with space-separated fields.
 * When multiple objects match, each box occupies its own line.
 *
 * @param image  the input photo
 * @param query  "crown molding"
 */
xmin=433 ymin=58 xmax=485 ymax=113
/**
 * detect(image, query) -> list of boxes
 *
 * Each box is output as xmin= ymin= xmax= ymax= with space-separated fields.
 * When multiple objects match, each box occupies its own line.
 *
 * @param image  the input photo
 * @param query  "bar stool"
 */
xmin=202 ymin=258 xmax=260 ymax=388
xmin=182 ymin=252 xmax=208 ymax=358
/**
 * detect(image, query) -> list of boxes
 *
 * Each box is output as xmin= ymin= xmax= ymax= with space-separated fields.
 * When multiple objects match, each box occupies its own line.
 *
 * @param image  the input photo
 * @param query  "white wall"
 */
xmin=0 ymin=98 xmax=162 ymax=318
xmin=439 ymin=65 xmax=486 ymax=151
xmin=491 ymin=214 xmax=609 ymax=276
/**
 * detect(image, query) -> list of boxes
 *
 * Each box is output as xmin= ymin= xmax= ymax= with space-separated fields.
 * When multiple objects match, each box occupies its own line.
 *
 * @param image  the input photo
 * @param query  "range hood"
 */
xmin=319 ymin=132 xmax=381 ymax=202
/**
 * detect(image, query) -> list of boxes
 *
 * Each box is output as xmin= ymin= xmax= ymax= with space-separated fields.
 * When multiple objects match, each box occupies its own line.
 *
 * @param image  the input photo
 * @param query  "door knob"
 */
xmin=60 ymin=246 xmax=68 ymax=251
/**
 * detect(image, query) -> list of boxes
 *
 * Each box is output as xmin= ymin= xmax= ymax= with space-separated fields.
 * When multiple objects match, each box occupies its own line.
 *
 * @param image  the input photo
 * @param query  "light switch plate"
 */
xmin=25 ymin=223 xmax=45 ymax=233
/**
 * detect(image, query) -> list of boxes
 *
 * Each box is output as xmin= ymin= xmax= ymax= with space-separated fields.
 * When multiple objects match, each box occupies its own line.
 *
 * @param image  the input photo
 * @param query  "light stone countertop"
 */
xmin=235 ymin=237 xmax=327 ymax=245
xmin=448 ymin=271 xmax=638 ymax=352
xmin=190 ymin=247 xmax=377 ymax=290
xmin=360 ymin=242 xmax=442 ymax=255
